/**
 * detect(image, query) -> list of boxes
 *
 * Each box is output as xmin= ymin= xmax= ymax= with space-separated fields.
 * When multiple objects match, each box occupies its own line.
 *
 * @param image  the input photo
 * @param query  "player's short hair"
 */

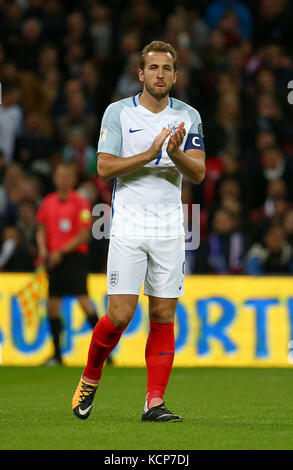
xmin=54 ymin=161 xmax=77 ymax=175
xmin=140 ymin=41 xmax=177 ymax=71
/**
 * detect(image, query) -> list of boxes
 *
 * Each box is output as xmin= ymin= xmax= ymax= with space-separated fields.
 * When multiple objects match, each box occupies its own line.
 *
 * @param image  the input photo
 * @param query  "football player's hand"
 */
xmin=38 ymin=246 xmax=48 ymax=264
xmin=167 ymin=122 xmax=186 ymax=158
xmin=148 ymin=127 xmax=172 ymax=161
xmin=47 ymin=251 xmax=63 ymax=269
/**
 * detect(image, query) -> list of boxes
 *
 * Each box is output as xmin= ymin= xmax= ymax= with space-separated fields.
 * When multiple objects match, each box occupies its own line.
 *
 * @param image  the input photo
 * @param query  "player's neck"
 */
xmin=139 ymin=91 xmax=169 ymax=114
xmin=57 ymin=189 xmax=71 ymax=200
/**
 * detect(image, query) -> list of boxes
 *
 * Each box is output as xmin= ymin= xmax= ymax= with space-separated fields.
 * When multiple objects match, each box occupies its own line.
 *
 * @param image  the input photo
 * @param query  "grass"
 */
xmin=0 ymin=366 xmax=293 ymax=450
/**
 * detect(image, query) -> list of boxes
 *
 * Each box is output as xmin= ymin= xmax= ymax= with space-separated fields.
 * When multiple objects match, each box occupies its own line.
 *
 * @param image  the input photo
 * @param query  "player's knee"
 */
xmin=107 ymin=308 xmax=134 ymax=330
xmin=149 ymin=306 xmax=174 ymax=324
xmin=110 ymin=315 xmax=131 ymax=329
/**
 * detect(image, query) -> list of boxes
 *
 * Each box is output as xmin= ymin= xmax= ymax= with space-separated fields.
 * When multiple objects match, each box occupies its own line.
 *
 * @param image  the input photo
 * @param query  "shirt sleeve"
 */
xmin=97 ymin=102 xmax=122 ymax=157
xmin=184 ymin=108 xmax=205 ymax=152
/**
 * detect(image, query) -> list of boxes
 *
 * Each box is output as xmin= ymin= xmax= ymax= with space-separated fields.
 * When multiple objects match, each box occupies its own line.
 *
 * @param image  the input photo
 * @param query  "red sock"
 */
xmin=83 ymin=314 xmax=125 ymax=382
xmin=145 ymin=321 xmax=175 ymax=409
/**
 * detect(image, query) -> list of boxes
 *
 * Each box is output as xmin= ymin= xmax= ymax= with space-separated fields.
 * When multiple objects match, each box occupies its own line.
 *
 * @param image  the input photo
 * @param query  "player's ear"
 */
xmin=138 ymin=68 xmax=144 ymax=83
xmin=173 ymin=70 xmax=178 ymax=85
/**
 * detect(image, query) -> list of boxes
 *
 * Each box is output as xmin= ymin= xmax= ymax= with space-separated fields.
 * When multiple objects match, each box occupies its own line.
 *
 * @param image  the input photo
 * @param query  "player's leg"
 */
xmin=67 ymin=254 xmax=98 ymax=328
xmin=45 ymin=296 xmax=63 ymax=365
xmin=146 ymin=296 xmax=177 ymax=407
xmin=142 ymin=237 xmax=185 ymax=422
xmin=77 ymin=293 xmax=113 ymax=365
xmin=44 ymin=260 xmax=65 ymax=365
xmin=84 ymin=235 xmax=146 ymax=377
xmin=83 ymin=293 xmax=138 ymax=382
xmin=72 ymin=294 xmax=138 ymax=419
xmin=72 ymin=236 xmax=147 ymax=419
xmin=77 ymin=294 xmax=99 ymax=328
xmin=142 ymin=296 xmax=183 ymax=421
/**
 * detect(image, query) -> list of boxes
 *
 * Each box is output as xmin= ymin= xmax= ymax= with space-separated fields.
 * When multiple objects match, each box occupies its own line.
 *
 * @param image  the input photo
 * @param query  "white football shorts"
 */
xmin=107 ymin=235 xmax=185 ymax=298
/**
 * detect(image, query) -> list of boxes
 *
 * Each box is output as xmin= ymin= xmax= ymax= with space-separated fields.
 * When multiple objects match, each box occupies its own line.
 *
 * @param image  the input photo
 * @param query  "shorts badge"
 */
xmin=109 ymin=271 xmax=119 ymax=287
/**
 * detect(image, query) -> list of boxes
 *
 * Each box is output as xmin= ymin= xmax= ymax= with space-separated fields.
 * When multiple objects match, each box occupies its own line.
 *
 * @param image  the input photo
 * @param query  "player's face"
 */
xmin=139 ymin=51 xmax=177 ymax=99
xmin=54 ymin=166 xmax=76 ymax=192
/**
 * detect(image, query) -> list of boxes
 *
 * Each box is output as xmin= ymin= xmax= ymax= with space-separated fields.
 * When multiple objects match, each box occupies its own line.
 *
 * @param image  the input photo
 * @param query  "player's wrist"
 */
xmin=145 ymin=148 xmax=156 ymax=162
xmin=167 ymin=148 xmax=181 ymax=160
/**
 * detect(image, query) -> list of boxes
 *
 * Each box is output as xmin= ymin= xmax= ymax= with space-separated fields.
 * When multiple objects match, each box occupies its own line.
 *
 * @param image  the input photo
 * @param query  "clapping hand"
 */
xmin=166 ymin=122 xmax=186 ymax=158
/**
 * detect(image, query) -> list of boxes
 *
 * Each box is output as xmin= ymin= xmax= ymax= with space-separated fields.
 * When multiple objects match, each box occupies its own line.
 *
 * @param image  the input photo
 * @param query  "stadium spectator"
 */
xmin=0 ymin=226 xmax=34 ymax=272
xmin=243 ymin=129 xmax=279 ymax=177
xmin=172 ymin=67 xmax=200 ymax=106
xmin=205 ymin=0 xmax=252 ymax=40
xmin=0 ymin=84 xmax=23 ymax=165
xmin=194 ymin=208 xmax=247 ymax=274
xmin=215 ymin=176 xmax=244 ymax=207
xmin=111 ymin=30 xmax=141 ymax=86
xmin=204 ymin=92 xmax=243 ymax=157
xmin=1 ymin=163 xmax=25 ymax=224
xmin=255 ymin=0 xmax=293 ymax=50
xmin=54 ymin=92 xmax=97 ymax=147
xmin=253 ymin=93 xmax=285 ymax=144
xmin=249 ymin=146 xmax=293 ymax=208
xmin=16 ymin=198 xmax=38 ymax=259
xmin=214 ymin=153 xmax=246 ymax=201
xmin=113 ymin=52 xmax=142 ymax=100
xmin=0 ymin=60 xmax=46 ymax=115
xmin=13 ymin=17 xmax=44 ymax=73
xmin=63 ymin=41 xmax=87 ymax=78
xmin=120 ymin=0 xmax=161 ymax=47
xmin=177 ymin=2 xmax=209 ymax=52
xmin=203 ymin=28 xmax=227 ymax=74
xmin=39 ymin=66 xmax=62 ymax=120
xmin=80 ymin=61 xmax=110 ymax=118
xmin=250 ymin=179 xmax=288 ymax=218
xmin=89 ymin=2 xmax=113 ymax=64
xmin=61 ymin=129 xmax=97 ymax=179
xmin=51 ymin=77 xmax=83 ymax=118
xmin=41 ymin=0 xmax=64 ymax=45
xmin=261 ymin=43 xmax=293 ymax=90
xmin=62 ymin=11 xmax=91 ymax=55
xmin=14 ymin=110 xmax=53 ymax=172
xmin=245 ymin=223 xmax=293 ymax=275
xmin=0 ymin=1 xmax=25 ymax=57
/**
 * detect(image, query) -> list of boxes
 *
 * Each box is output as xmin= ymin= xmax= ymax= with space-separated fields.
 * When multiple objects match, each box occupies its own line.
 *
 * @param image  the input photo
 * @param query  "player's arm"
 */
xmin=47 ymin=228 xmax=91 ymax=269
xmin=167 ymin=122 xmax=206 ymax=184
xmin=36 ymin=223 xmax=48 ymax=264
xmin=60 ymin=227 xmax=91 ymax=255
xmin=97 ymin=127 xmax=172 ymax=180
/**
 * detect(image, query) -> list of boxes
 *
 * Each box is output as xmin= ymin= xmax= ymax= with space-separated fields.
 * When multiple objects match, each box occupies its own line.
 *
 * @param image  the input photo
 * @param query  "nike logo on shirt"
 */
xmin=129 ymin=128 xmax=143 ymax=133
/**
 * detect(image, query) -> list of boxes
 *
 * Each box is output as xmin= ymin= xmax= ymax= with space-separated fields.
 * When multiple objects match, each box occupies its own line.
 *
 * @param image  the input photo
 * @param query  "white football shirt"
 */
xmin=97 ymin=93 xmax=204 ymax=237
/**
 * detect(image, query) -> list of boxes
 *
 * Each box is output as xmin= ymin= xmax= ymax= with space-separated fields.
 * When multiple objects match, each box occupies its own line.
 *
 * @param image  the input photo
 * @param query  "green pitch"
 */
xmin=1 ymin=366 xmax=293 ymax=450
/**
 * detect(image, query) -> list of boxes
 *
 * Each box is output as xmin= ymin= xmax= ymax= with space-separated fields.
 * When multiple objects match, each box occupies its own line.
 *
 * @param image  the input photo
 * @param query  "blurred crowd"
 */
xmin=0 ymin=0 xmax=293 ymax=275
